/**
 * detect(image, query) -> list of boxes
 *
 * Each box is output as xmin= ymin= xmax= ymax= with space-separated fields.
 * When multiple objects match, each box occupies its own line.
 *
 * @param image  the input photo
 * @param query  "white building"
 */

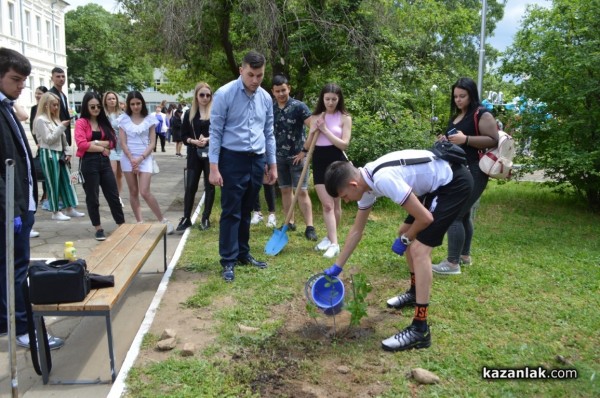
xmin=0 ymin=0 xmax=70 ymax=111
xmin=0 ymin=0 xmax=190 ymax=116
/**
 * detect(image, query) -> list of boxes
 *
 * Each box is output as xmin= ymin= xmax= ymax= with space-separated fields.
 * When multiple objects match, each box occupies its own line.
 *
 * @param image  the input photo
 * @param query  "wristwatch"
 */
xmin=400 ymin=234 xmax=413 ymax=246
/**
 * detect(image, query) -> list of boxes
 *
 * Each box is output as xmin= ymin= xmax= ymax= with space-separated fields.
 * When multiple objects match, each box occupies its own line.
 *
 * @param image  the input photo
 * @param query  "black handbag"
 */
xmin=33 ymin=152 xmax=45 ymax=182
xmin=28 ymin=259 xmax=90 ymax=304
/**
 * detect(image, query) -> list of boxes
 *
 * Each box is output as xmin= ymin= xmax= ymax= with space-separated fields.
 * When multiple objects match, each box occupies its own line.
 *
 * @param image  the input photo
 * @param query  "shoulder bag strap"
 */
xmin=22 ymin=279 xmax=52 ymax=375
xmin=372 ymin=156 xmax=437 ymax=176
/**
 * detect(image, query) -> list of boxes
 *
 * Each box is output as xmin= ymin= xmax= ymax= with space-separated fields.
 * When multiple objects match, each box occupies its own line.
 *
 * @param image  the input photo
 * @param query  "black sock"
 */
xmin=408 ymin=272 xmax=416 ymax=295
xmin=412 ymin=303 xmax=429 ymax=332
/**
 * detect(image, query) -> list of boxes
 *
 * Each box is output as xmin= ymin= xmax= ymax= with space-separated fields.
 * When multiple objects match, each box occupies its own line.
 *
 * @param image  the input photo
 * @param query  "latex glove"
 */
xmin=391 ymin=238 xmax=407 ymax=256
xmin=14 ymin=216 xmax=22 ymax=234
xmin=324 ymin=264 xmax=343 ymax=277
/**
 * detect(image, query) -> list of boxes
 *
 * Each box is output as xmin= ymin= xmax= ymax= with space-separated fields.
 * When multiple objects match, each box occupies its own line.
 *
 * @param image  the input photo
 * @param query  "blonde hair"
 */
xmin=189 ymin=82 xmax=212 ymax=122
xmin=102 ymin=91 xmax=122 ymax=116
xmin=34 ymin=92 xmax=61 ymax=124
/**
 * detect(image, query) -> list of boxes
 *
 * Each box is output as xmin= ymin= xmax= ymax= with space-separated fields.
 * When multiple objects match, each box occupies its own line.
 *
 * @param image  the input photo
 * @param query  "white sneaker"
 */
xmin=65 ymin=209 xmax=85 ymax=217
xmin=161 ymin=219 xmax=174 ymax=235
xmin=323 ymin=244 xmax=340 ymax=259
xmin=250 ymin=212 xmax=263 ymax=225
xmin=119 ymin=197 xmax=124 ymax=207
xmin=52 ymin=212 xmax=70 ymax=221
xmin=315 ymin=237 xmax=331 ymax=251
xmin=266 ymin=213 xmax=277 ymax=228
xmin=30 ymin=230 xmax=40 ymax=238
xmin=16 ymin=333 xmax=65 ymax=350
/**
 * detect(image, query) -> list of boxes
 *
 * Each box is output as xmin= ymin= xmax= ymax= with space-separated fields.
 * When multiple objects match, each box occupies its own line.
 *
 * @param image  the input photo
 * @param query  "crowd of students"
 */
xmin=2 ymin=46 xmax=499 ymax=354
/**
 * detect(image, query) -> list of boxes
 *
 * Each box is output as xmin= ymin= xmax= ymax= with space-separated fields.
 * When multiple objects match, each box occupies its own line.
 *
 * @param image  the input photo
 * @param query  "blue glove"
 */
xmin=14 ymin=216 xmax=22 ymax=234
xmin=324 ymin=264 xmax=343 ymax=277
xmin=392 ymin=238 xmax=407 ymax=256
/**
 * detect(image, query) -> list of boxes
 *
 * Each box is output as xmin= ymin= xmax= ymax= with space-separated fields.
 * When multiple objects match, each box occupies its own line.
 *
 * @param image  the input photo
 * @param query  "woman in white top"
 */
xmin=103 ymin=91 xmax=124 ymax=205
xmin=118 ymin=91 xmax=174 ymax=234
xmin=33 ymin=92 xmax=85 ymax=221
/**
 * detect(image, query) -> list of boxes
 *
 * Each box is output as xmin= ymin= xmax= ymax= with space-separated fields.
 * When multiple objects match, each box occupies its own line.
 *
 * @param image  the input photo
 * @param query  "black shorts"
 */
xmin=312 ymin=145 xmax=348 ymax=185
xmin=404 ymin=164 xmax=473 ymax=247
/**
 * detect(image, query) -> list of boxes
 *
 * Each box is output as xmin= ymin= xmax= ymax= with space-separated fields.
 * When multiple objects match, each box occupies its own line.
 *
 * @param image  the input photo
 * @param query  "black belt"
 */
xmin=222 ymin=147 xmax=263 ymax=157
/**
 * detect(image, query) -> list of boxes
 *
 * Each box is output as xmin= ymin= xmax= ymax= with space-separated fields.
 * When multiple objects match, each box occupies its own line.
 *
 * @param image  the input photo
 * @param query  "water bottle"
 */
xmin=64 ymin=241 xmax=77 ymax=261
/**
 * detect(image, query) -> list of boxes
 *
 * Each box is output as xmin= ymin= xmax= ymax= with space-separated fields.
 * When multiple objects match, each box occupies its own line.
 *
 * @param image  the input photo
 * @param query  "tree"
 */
xmin=65 ymin=4 xmax=154 ymax=93
xmin=501 ymin=0 xmax=600 ymax=210
xmin=119 ymin=0 xmax=505 ymax=166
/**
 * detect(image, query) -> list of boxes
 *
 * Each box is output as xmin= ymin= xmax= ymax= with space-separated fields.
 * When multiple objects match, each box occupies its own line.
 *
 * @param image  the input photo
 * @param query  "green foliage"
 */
xmin=345 ymin=273 xmax=372 ymax=327
xmin=65 ymin=4 xmax=154 ymax=93
xmin=501 ymin=0 xmax=600 ymax=210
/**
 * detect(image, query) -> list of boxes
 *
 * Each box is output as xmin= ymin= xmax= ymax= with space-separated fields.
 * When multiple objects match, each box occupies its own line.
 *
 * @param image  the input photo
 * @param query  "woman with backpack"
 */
xmin=432 ymin=77 xmax=498 ymax=275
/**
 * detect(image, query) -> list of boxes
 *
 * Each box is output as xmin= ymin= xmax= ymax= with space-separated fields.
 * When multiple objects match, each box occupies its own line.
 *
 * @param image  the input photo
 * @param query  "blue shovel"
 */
xmin=265 ymin=130 xmax=319 ymax=255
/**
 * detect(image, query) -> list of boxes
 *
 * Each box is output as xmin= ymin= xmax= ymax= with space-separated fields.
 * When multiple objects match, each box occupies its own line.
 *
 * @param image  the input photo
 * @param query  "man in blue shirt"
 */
xmin=209 ymin=51 xmax=277 ymax=281
xmin=271 ymin=74 xmax=317 ymax=241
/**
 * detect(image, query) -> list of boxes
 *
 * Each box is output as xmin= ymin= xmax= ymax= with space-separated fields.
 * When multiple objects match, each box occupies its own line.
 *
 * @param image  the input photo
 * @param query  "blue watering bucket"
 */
xmin=304 ymin=273 xmax=345 ymax=316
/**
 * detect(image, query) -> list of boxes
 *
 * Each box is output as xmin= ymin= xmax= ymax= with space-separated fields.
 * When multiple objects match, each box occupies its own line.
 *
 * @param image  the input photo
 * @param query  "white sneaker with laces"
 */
xmin=52 ymin=211 xmax=70 ymax=221
xmin=16 ymin=333 xmax=65 ymax=350
xmin=250 ymin=212 xmax=263 ymax=225
xmin=65 ymin=209 xmax=85 ymax=217
xmin=266 ymin=213 xmax=277 ymax=228
xmin=315 ymin=237 xmax=331 ymax=251
xmin=323 ymin=244 xmax=340 ymax=258
xmin=30 ymin=229 xmax=40 ymax=238
xmin=161 ymin=219 xmax=175 ymax=235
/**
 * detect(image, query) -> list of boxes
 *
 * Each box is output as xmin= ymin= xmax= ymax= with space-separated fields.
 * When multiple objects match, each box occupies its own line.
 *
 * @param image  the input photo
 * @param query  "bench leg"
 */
xmin=163 ymin=233 xmax=167 ymax=272
xmin=34 ymin=314 xmax=50 ymax=384
xmin=105 ymin=313 xmax=117 ymax=382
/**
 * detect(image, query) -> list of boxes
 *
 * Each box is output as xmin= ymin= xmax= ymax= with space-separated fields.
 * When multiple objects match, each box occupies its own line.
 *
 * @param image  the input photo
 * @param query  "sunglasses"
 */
xmin=199 ymin=93 xmax=212 ymax=98
xmin=89 ymin=104 xmax=102 ymax=110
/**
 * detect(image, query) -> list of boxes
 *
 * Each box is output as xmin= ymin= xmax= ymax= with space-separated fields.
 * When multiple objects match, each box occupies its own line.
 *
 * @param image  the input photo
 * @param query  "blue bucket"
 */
xmin=305 ymin=273 xmax=345 ymax=316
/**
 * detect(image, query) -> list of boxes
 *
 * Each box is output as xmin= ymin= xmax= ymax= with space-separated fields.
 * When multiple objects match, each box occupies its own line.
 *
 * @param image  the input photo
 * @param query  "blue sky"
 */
xmin=66 ymin=0 xmax=551 ymax=53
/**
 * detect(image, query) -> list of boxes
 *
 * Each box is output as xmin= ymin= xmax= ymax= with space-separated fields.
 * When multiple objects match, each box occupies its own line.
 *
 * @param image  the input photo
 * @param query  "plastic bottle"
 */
xmin=64 ymin=241 xmax=77 ymax=261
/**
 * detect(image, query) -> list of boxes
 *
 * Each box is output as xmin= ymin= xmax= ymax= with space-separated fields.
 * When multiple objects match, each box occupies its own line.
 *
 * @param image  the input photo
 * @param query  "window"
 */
xmin=8 ymin=3 xmax=15 ymax=36
xmin=28 ymin=76 xmax=34 ymax=90
xmin=39 ymin=78 xmax=45 ymax=88
xmin=54 ymin=25 xmax=60 ymax=51
xmin=46 ymin=21 xmax=51 ymax=48
xmin=36 ymin=16 xmax=42 ymax=45
xmin=25 ymin=11 xmax=31 ymax=42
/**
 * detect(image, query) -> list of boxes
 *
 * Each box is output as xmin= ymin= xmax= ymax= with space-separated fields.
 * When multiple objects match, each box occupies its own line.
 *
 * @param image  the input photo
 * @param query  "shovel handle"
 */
xmin=284 ymin=130 xmax=319 ymax=225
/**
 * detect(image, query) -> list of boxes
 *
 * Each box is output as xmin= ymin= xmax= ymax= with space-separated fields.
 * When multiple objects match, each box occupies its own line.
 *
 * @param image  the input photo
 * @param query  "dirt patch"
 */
xmin=137 ymin=270 xmax=398 ymax=397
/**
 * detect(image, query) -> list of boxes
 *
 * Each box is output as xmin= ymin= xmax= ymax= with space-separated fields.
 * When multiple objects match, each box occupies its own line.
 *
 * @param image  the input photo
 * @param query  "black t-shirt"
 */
xmin=447 ymin=107 xmax=490 ymax=164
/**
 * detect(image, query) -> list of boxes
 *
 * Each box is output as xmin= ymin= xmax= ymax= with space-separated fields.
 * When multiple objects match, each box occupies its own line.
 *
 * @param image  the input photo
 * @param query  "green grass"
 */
xmin=126 ymin=181 xmax=600 ymax=397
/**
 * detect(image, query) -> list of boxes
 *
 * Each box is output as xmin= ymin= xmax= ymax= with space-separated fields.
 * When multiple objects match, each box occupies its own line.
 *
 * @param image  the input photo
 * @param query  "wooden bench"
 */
xmin=31 ymin=223 xmax=167 ymax=384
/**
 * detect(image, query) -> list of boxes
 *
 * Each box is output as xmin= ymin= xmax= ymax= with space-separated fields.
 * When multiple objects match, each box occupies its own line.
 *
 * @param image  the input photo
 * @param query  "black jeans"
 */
xmin=184 ymin=152 xmax=215 ymax=220
xmin=154 ymin=134 xmax=166 ymax=151
xmin=218 ymin=148 xmax=265 ymax=266
xmin=81 ymin=153 xmax=125 ymax=227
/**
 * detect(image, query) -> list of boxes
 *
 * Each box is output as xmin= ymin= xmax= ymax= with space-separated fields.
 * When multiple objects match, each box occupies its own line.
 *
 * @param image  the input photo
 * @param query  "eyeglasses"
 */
xmin=199 ymin=93 xmax=211 ymax=98
xmin=89 ymin=104 xmax=102 ymax=110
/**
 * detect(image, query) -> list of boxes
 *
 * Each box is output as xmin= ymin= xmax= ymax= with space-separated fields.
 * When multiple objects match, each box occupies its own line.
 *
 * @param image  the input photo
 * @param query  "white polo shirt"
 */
xmin=357 ymin=150 xmax=453 ymax=210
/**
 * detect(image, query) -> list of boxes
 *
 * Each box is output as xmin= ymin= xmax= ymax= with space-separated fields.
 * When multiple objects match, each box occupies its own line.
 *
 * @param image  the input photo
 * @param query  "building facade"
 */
xmin=0 ymin=0 xmax=70 ymax=110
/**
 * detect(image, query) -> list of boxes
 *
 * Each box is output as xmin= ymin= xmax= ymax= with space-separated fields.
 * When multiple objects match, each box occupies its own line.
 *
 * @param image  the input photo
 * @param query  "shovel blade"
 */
xmin=265 ymin=225 xmax=289 ymax=256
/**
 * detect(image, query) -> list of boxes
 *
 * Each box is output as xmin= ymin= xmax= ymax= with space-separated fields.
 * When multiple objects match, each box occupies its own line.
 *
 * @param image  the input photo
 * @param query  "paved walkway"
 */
xmin=0 ymin=129 xmax=194 ymax=397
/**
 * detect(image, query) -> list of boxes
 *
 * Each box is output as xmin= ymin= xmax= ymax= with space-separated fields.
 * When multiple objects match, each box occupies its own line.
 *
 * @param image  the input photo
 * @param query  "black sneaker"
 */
xmin=386 ymin=290 xmax=416 ymax=309
xmin=175 ymin=217 xmax=192 ymax=234
xmin=304 ymin=226 xmax=318 ymax=241
xmin=222 ymin=265 xmax=234 ymax=282
xmin=199 ymin=217 xmax=210 ymax=230
xmin=287 ymin=223 xmax=297 ymax=231
xmin=381 ymin=324 xmax=431 ymax=352
xmin=95 ymin=229 xmax=106 ymax=241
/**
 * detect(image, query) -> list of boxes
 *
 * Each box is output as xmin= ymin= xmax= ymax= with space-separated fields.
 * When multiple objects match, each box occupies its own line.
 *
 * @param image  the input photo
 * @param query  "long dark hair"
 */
xmin=80 ymin=92 xmax=115 ymax=145
xmin=313 ymin=83 xmax=348 ymax=115
xmin=125 ymin=91 xmax=149 ymax=117
xmin=450 ymin=77 xmax=481 ymax=117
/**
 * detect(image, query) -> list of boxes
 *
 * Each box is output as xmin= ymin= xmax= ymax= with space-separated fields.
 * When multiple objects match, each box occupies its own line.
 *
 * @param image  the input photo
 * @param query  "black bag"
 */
xmin=430 ymin=140 xmax=467 ymax=165
xmin=28 ymin=259 xmax=90 ymax=304
xmin=196 ymin=146 xmax=209 ymax=158
xmin=33 ymin=154 xmax=45 ymax=182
